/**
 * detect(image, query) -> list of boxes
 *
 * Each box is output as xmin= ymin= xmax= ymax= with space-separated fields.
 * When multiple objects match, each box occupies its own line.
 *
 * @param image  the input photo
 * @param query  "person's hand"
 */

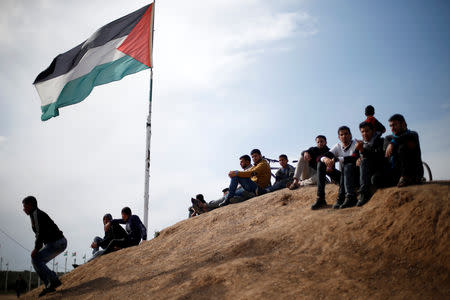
xmin=355 ymin=140 xmax=364 ymax=152
xmin=228 ymin=171 xmax=238 ymax=178
xmin=31 ymin=249 xmax=38 ymax=258
xmin=323 ymin=157 xmax=335 ymax=170
xmin=356 ymin=157 xmax=361 ymax=167
xmin=91 ymin=242 xmax=98 ymax=249
xmin=303 ymin=152 xmax=311 ymax=162
xmin=385 ymin=143 xmax=394 ymax=157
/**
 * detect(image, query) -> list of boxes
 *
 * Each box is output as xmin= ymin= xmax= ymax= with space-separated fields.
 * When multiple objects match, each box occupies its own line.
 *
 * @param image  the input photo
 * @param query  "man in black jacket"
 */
xmin=355 ymin=122 xmax=386 ymax=206
xmin=289 ymin=135 xmax=330 ymax=190
xmin=103 ymin=207 xmax=147 ymax=254
xmin=384 ymin=114 xmax=423 ymax=187
xmin=22 ymin=196 xmax=67 ymax=297
xmin=73 ymin=213 xmax=128 ymax=268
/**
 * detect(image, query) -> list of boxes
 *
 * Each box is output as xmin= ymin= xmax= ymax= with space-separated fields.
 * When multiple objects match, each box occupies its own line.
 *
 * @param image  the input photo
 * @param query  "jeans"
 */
xmin=87 ymin=236 xmax=105 ymax=262
xmin=227 ymin=177 xmax=258 ymax=199
xmin=339 ymin=162 xmax=358 ymax=198
xmin=316 ymin=161 xmax=341 ymax=198
xmin=266 ymin=178 xmax=290 ymax=192
xmin=32 ymin=237 xmax=67 ymax=287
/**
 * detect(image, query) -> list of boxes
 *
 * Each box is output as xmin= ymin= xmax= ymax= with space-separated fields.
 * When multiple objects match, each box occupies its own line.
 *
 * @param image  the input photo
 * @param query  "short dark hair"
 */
xmin=121 ymin=207 xmax=132 ymax=216
xmin=315 ymin=135 xmax=327 ymax=141
xmin=279 ymin=154 xmax=288 ymax=160
xmin=388 ymin=114 xmax=406 ymax=124
xmin=365 ymin=105 xmax=375 ymax=116
xmin=103 ymin=213 xmax=113 ymax=221
xmin=222 ymin=188 xmax=229 ymax=193
xmin=338 ymin=126 xmax=351 ymax=135
xmin=239 ymin=154 xmax=251 ymax=162
xmin=196 ymin=194 xmax=206 ymax=203
xmin=250 ymin=149 xmax=261 ymax=155
xmin=359 ymin=121 xmax=374 ymax=130
xmin=22 ymin=196 xmax=37 ymax=208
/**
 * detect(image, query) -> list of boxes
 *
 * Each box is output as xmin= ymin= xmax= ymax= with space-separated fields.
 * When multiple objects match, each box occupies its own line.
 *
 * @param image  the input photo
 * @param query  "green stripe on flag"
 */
xmin=41 ymin=56 xmax=149 ymax=121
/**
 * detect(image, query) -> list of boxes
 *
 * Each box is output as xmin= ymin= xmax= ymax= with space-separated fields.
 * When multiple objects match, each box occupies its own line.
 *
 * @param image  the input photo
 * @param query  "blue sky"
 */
xmin=0 ymin=0 xmax=449 ymax=271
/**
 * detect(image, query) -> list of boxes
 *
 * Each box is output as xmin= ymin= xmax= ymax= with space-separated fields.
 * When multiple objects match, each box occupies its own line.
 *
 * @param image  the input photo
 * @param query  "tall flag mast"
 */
xmin=33 ymin=3 xmax=156 ymax=229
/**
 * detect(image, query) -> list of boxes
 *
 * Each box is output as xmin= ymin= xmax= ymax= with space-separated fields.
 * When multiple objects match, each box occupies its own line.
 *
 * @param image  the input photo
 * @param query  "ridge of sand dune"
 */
xmin=26 ymin=183 xmax=449 ymax=299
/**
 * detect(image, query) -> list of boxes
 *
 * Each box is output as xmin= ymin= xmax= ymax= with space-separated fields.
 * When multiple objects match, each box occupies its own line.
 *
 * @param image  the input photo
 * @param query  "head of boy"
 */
xmin=22 ymin=196 xmax=37 ymax=215
xmin=222 ymin=188 xmax=229 ymax=196
xmin=315 ymin=135 xmax=327 ymax=149
xmin=195 ymin=194 xmax=206 ymax=204
xmin=250 ymin=149 xmax=262 ymax=164
xmin=239 ymin=155 xmax=251 ymax=169
xmin=337 ymin=126 xmax=352 ymax=146
xmin=278 ymin=154 xmax=288 ymax=168
xmin=365 ymin=105 xmax=375 ymax=117
xmin=359 ymin=121 xmax=374 ymax=142
xmin=103 ymin=213 xmax=112 ymax=225
xmin=388 ymin=114 xmax=407 ymax=135
xmin=121 ymin=207 xmax=132 ymax=222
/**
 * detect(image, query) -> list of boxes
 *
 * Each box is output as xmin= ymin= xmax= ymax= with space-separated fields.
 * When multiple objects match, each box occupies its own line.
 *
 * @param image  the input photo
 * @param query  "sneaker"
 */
xmin=311 ymin=197 xmax=327 ymax=210
xmin=38 ymin=287 xmax=56 ymax=297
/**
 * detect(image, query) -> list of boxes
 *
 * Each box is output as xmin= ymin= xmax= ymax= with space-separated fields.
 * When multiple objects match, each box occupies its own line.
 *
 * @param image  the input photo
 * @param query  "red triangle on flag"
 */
xmin=118 ymin=3 xmax=154 ymax=68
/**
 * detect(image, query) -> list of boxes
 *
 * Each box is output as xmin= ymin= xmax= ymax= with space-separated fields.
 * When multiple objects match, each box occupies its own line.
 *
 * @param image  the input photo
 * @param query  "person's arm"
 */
xmin=31 ymin=210 xmax=46 ymax=257
xmin=274 ymin=168 xmax=283 ymax=181
xmin=288 ymin=165 xmax=295 ymax=179
xmin=237 ymin=163 xmax=265 ymax=178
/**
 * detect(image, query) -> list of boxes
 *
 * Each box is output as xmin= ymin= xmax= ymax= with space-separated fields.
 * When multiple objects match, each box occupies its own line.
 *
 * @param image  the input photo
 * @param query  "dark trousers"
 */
xmin=339 ymin=162 xmax=358 ymax=199
xmin=103 ymin=238 xmax=138 ymax=255
xmin=359 ymin=158 xmax=386 ymax=195
xmin=317 ymin=161 xmax=341 ymax=198
xmin=394 ymin=143 xmax=424 ymax=180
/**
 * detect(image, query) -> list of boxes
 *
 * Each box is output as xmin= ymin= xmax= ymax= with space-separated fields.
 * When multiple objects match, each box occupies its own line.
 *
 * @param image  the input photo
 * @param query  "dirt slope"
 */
xmin=26 ymin=183 xmax=449 ymax=299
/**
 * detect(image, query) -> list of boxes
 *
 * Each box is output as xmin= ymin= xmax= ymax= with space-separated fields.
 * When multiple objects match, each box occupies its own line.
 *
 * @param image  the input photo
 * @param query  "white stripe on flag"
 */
xmin=35 ymin=36 xmax=127 ymax=106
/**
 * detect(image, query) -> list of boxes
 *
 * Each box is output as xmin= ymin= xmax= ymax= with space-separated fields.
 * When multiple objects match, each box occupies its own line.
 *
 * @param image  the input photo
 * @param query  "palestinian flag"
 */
xmin=33 ymin=3 xmax=155 ymax=121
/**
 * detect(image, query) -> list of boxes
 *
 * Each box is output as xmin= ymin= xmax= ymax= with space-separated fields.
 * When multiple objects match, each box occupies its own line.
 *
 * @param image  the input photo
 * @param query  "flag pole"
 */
xmin=144 ymin=1 xmax=155 ymax=230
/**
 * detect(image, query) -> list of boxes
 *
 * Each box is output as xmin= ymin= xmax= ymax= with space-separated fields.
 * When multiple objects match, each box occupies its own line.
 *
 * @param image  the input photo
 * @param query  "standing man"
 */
xmin=219 ymin=149 xmax=271 ymax=206
xmin=15 ymin=274 xmax=27 ymax=298
xmin=22 ymin=196 xmax=67 ymax=297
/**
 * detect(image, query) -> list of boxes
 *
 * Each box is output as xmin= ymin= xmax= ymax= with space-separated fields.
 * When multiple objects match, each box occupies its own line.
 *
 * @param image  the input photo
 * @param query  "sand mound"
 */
xmin=26 ymin=183 xmax=449 ymax=299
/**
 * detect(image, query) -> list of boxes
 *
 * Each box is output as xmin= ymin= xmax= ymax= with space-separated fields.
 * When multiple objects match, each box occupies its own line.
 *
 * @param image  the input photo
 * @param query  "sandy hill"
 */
xmin=25 ymin=183 xmax=449 ymax=299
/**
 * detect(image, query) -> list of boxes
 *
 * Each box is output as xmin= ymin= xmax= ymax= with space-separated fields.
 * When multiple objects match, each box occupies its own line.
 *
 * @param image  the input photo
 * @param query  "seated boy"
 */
xmin=289 ymin=135 xmax=330 ymax=189
xmin=313 ymin=126 xmax=358 ymax=210
xmin=266 ymin=154 xmax=295 ymax=192
xmin=384 ymin=114 xmax=423 ymax=187
xmin=354 ymin=122 xmax=386 ymax=206
xmin=219 ymin=149 xmax=271 ymax=206
xmin=73 ymin=213 xmax=127 ymax=268
xmin=103 ymin=207 xmax=147 ymax=254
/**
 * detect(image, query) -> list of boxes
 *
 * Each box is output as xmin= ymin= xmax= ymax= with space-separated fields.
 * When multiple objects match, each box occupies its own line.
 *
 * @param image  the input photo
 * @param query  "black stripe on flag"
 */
xmin=33 ymin=4 xmax=150 ymax=84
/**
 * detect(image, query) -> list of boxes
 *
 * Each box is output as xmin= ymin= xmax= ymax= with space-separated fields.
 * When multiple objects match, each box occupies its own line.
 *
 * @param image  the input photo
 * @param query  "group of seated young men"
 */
xmin=74 ymin=207 xmax=147 ymax=268
xmin=189 ymin=107 xmax=424 ymax=216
